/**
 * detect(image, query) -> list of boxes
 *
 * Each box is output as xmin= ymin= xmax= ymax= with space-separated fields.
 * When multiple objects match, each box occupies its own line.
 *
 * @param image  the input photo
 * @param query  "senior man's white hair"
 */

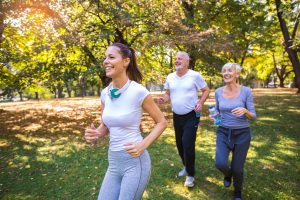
xmin=176 ymin=51 xmax=190 ymax=61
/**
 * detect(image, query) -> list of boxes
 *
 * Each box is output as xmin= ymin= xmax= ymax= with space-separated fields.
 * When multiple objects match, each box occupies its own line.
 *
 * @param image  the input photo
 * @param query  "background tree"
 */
xmin=275 ymin=0 xmax=300 ymax=92
xmin=1 ymin=0 xmax=298 ymax=100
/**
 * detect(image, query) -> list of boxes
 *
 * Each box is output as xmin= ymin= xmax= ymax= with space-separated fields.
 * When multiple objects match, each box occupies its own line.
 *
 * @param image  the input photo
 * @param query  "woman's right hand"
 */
xmin=156 ymin=97 xmax=166 ymax=104
xmin=84 ymin=123 xmax=102 ymax=144
xmin=209 ymin=114 xmax=216 ymax=122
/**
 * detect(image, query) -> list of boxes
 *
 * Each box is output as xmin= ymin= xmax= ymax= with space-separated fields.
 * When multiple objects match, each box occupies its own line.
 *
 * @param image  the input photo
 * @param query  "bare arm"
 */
xmin=245 ymin=110 xmax=255 ymax=120
xmin=124 ymin=95 xmax=167 ymax=157
xmin=157 ymin=89 xmax=170 ymax=104
xmin=231 ymin=89 xmax=256 ymax=120
xmin=231 ymin=107 xmax=255 ymax=120
xmin=195 ymin=86 xmax=210 ymax=112
xmin=84 ymin=103 xmax=108 ymax=143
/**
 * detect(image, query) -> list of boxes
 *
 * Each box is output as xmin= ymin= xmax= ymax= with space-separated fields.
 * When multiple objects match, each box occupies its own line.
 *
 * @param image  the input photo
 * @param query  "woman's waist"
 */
xmin=217 ymin=126 xmax=251 ymax=143
xmin=109 ymin=133 xmax=143 ymax=151
xmin=218 ymin=125 xmax=250 ymax=135
xmin=220 ymin=117 xmax=250 ymax=129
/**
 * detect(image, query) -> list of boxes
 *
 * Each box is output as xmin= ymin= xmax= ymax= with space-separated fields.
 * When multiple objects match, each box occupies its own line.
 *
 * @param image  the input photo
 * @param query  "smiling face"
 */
xmin=103 ymin=46 xmax=130 ymax=79
xmin=175 ymin=52 xmax=189 ymax=71
xmin=221 ymin=66 xmax=240 ymax=83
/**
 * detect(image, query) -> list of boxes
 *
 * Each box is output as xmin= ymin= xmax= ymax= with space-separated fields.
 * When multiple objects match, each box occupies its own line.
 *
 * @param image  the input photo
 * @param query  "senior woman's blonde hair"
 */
xmin=222 ymin=62 xmax=242 ymax=73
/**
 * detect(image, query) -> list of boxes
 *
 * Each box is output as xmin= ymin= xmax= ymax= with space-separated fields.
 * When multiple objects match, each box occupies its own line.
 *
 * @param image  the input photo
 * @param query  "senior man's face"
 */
xmin=175 ymin=53 xmax=189 ymax=71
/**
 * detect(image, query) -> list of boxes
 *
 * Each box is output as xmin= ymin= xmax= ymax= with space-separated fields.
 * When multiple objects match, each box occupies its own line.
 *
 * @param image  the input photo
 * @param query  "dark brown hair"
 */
xmin=109 ymin=43 xmax=142 ymax=83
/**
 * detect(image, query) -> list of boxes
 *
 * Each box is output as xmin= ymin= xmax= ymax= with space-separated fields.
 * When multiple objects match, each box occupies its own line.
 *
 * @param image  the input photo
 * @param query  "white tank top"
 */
xmin=101 ymin=81 xmax=149 ymax=151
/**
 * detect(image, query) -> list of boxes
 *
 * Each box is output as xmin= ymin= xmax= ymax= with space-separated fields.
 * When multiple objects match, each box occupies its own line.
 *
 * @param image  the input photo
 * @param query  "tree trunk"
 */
xmin=187 ymin=46 xmax=198 ymax=70
xmin=114 ymin=28 xmax=128 ymax=45
xmin=294 ymin=77 xmax=298 ymax=88
xmin=100 ymin=74 xmax=110 ymax=88
xmin=279 ymin=78 xmax=284 ymax=87
xmin=35 ymin=92 xmax=39 ymax=99
xmin=169 ymin=51 xmax=173 ymax=73
xmin=67 ymin=89 xmax=71 ymax=98
xmin=0 ymin=2 xmax=4 ymax=44
xmin=97 ymin=84 xmax=101 ymax=96
xmin=240 ymin=41 xmax=250 ymax=66
xmin=53 ymin=88 xmax=57 ymax=98
xmin=273 ymin=77 xmax=277 ymax=88
xmin=208 ymin=78 xmax=212 ymax=88
xmin=80 ymin=75 xmax=87 ymax=97
xmin=18 ymin=92 xmax=23 ymax=101
xmin=276 ymin=0 xmax=300 ymax=93
xmin=273 ymin=53 xmax=284 ymax=88
xmin=66 ymin=84 xmax=72 ymax=97
xmin=57 ymin=84 xmax=64 ymax=98
xmin=189 ymin=55 xmax=196 ymax=70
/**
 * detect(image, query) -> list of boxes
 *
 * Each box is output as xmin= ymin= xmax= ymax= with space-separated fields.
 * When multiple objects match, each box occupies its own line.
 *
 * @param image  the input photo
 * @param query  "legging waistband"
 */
xmin=218 ymin=126 xmax=250 ymax=143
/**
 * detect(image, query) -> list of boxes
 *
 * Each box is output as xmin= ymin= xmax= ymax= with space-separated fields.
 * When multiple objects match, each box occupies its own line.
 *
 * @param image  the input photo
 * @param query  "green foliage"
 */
xmin=0 ymin=0 xmax=296 ymax=99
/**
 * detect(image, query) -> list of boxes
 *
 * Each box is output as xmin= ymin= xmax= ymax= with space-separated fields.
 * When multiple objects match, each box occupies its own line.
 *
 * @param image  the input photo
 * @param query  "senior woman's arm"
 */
xmin=231 ymin=88 xmax=256 ymax=120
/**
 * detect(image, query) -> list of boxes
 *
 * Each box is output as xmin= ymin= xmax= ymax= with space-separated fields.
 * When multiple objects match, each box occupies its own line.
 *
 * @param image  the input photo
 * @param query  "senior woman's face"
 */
xmin=222 ymin=67 xmax=239 ymax=83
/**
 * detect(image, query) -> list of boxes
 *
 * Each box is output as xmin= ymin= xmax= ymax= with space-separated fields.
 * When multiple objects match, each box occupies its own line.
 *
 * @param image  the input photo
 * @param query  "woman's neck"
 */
xmin=224 ymin=82 xmax=240 ymax=91
xmin=112 ymin=76 xmax=129 ymax=89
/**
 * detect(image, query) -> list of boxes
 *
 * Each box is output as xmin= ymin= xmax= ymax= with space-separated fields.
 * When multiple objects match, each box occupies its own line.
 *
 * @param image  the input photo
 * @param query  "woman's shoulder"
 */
xmin=131 ymin=80 xmax=143 ymax=88
xmin=241 ymin=85 xmax=252 ymax=93
xmin=129 ymin=81 xmax=149 ymax=103
xmin=240 ymin=86 xmax=253 ymax=98
xmin=101 ymin=86 xmax=108 ymax=95
xmin=130 ymin=81 xmax=149 ymax=92
xmin=100 ymin=86 xmax=109 ymax=103
xmin=214 ymin=87 xmax=224 ymax=99
xmin=215 ymin=87 xmax=224 ymax=94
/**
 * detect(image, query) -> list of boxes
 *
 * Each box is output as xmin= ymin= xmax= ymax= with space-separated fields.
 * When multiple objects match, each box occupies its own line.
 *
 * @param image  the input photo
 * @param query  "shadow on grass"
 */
xmin=0 ymin=94 xmax=299 ymax=200
xmin=241 ymin=95 xmax=300 ymax=199
xmin=0 ymin=100 xmax=106 ymax=199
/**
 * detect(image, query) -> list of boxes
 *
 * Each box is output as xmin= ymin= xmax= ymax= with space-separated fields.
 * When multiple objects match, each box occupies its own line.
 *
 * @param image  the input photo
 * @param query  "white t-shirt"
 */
xmin=101 ymin=81 xmax=149 ymax=151
xmin=165 ymin=69 xmax=207 ymax=115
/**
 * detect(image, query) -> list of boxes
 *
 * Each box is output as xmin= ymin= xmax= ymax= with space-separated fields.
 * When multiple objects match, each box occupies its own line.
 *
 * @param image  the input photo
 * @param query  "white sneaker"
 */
xmin=184 ymin=176 xmax=195 ymax=187
xmin=178 ymin=167 xmax=187 ymax=177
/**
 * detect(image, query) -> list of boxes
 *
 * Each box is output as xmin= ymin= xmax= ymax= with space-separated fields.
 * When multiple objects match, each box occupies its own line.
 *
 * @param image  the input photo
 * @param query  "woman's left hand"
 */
xmin=231 ymin=107 xmax=248 ymax=117
xmin=124 ymin=142 xmax=145 ymax=157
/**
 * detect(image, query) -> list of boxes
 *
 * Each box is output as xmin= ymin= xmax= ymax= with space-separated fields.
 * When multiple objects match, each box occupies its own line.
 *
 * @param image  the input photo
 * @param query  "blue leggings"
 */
xmin=215 ymin=126 xmax=251 ymax=193
xmin=98 ymin=150 xmax=151 ymax=200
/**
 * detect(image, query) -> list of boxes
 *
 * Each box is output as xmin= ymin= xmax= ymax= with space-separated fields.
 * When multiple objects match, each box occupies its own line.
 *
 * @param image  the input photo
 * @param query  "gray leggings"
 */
xmin=98 ymin=150 xmax=151 ymax=200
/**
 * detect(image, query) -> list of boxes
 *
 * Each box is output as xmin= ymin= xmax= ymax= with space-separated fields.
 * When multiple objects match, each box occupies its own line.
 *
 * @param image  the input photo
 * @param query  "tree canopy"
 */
xmin=0 ymin=0 xmax=299 ymax=99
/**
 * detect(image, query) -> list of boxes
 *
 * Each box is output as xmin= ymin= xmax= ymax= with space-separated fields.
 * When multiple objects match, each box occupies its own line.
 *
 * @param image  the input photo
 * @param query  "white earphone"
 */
xmin=108 ymin=80 xmax=131 ymax=99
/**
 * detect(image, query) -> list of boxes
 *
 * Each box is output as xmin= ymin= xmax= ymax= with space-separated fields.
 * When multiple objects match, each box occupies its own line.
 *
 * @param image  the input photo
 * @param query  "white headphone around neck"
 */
xmin=108 ymin=80 xmax=131 ymax=99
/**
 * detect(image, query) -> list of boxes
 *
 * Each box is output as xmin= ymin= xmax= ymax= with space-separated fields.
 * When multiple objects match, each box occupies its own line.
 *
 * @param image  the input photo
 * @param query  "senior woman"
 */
xmin=213 ymin=63 xmax=256 ymax=200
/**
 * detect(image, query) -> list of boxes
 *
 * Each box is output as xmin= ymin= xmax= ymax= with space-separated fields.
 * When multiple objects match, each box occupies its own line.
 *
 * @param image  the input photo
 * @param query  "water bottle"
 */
xmin=195 ymin=105 xmax=201 ymax=118
xmin=209 ymin=105 xmax=221 ymax=125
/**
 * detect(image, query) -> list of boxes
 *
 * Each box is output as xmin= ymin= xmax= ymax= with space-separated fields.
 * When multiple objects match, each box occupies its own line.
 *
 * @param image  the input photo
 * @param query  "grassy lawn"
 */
xmin=0 ymin=88 xmax=299 ymax=200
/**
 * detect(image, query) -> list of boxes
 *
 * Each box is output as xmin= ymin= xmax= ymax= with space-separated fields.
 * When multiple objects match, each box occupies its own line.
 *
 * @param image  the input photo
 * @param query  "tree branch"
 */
xmin=283 ymin=69 xmax=294 ymax=79
xmin=291 ymin=12 xmax=299 ymax=41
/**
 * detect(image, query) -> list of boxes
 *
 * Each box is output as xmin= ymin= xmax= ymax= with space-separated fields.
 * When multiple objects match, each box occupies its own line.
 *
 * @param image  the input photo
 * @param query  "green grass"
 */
xmin=0 ymin=90 xmax=299 ymax=200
